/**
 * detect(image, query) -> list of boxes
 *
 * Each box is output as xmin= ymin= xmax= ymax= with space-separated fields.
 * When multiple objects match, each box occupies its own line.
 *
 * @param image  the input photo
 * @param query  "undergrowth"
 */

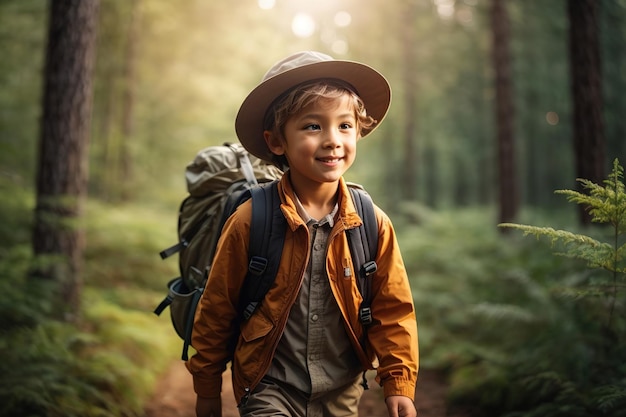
xmin=0 ymin=179 xmax=180 ymax=417
xmin=491 ymin=159 xmax=626 ymax=417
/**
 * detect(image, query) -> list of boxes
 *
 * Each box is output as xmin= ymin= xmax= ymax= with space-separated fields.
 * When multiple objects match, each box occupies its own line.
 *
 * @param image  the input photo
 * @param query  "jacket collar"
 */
xmin=277 ymin=171 xmax=362 ymax=232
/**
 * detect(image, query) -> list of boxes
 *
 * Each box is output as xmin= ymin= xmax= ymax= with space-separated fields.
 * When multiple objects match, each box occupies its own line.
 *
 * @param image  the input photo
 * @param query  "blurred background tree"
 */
xmin=568 ymin=0 xmax=606 ymax=224
xmin=31 ymin=0 xmax=99 ymax=320
xmin=491 ymin=0 xmax=519 ymax=226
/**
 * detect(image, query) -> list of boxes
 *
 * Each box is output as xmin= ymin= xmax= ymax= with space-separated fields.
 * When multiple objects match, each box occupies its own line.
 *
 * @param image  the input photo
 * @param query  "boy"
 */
xmin=187 ymin=51 xmax=419 ymax=417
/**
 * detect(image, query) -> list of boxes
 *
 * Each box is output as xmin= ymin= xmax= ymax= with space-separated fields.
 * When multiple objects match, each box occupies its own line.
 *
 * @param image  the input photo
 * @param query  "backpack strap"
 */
xmin=181 ymin=288 xmax=203 ymax=361
xmin=346 ymin=187 xmax=378 ymax=326
xmin=158 ymin=198 xmax=200 ymax=260
xmin=346 ymin=186 xmax=378 ymax=391
xmin=224 ymin=142 xmax=258 ymax=186
xmin=240 ymin=181 xmax=286 ymax=320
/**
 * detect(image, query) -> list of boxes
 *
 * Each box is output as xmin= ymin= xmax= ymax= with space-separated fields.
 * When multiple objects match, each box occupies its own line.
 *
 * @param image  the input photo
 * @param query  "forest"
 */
xmin=1 ymin=0 xmax=625 ymax=416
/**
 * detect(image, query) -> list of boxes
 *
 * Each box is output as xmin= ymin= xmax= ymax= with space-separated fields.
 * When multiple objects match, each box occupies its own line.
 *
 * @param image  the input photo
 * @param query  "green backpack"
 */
xmin=154 ymin=143 xmax=379 ymax=361
xmin=154 ymin=143 xmax=281 ymax=359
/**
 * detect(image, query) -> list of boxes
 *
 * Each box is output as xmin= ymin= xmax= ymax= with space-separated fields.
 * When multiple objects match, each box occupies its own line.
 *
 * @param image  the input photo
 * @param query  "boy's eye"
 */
xmin=304 ymin=124 xmax=321 ymax=130
xmin=340 ymin=123 xmax=353 ymax=129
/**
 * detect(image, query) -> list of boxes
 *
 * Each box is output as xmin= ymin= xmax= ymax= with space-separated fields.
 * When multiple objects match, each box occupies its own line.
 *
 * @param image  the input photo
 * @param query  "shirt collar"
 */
xmin=293 ymin=193 xmax=338 ymax=228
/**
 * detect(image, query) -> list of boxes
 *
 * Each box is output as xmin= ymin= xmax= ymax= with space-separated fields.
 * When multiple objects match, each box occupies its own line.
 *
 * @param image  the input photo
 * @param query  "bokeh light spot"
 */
xmin=546 ymin=111 xmax=559 ymax=125
xmin=334 ymin=11 xmax=352 ymax=27
xmin=257 ymin=0 xmax=275 ymax=10
xmin=292 ymin=13 xmax=316 ymax=38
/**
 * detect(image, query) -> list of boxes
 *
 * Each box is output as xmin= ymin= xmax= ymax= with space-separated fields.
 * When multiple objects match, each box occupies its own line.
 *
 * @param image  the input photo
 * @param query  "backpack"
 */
xmin=154 ymin=143 xmax=379 ymax=361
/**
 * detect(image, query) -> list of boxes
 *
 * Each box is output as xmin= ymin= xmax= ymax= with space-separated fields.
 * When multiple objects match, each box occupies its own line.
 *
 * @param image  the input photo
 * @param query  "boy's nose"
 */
xmin=323 ymin=129 xmax=342 ymax=147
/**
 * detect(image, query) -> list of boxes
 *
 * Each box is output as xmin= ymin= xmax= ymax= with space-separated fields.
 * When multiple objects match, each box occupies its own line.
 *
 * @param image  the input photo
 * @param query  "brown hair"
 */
xmin=263 ymin=80 xmax=377 ymax=168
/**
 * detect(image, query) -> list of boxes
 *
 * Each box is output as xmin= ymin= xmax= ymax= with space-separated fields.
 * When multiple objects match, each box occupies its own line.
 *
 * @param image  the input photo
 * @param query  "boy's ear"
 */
xmin=264 ymin=130 xmax=285 ymax=155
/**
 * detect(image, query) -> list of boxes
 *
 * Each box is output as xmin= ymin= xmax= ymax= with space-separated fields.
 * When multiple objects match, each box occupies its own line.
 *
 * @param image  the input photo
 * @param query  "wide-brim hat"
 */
xmin=235 ymin=51 xmax=391 ymax=162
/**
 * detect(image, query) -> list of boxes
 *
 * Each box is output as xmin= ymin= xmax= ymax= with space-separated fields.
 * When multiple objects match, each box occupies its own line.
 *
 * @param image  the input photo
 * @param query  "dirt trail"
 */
xmin=144 ymin=361 xmax=468 ymax=417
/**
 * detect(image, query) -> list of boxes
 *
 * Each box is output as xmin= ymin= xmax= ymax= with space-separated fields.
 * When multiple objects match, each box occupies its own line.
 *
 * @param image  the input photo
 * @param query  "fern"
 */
xmin=592 ymin=384 xmax=626 ymax=415
xmin=500 ymin=158 xmax=626 ymax=329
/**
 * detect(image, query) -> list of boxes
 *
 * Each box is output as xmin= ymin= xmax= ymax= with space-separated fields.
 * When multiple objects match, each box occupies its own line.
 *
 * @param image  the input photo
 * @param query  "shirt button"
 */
xmin=311 ymin=314 xmax=319 ymax=322
xmin=314 ymin=244 xmax=322 ymax=251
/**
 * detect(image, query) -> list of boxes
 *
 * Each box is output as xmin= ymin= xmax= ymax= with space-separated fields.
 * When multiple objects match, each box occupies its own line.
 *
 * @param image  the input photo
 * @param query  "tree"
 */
xmin=400 ymin=0 xmax=419 ymax=202
xmin=32 ymin=0 xmax=100 ymax=320
xmin=568 ymin=0 xmax=605 ymax=225
xmin=491 ymin=0 xmax=519 ymax=226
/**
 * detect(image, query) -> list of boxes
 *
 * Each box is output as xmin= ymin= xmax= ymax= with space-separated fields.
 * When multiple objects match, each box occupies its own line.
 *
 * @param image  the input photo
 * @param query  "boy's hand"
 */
xmin=196 ymin=395 xmax=221 ymax=417
xmin=385 ymin=395 xmax=417 ymax=417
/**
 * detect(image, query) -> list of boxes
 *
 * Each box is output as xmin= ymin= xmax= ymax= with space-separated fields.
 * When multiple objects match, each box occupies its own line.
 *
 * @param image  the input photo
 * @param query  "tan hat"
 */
xmin=235 ymin=51 xmax=391 ymax=162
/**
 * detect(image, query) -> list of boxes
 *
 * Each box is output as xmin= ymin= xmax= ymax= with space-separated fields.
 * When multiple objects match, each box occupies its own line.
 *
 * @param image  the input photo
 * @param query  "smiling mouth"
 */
xmin=317 ymin=157 xmax=342 ymax=163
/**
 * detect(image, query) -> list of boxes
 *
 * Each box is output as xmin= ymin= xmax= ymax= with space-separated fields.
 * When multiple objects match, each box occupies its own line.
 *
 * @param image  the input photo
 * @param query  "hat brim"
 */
xmin=235 ymin=59 xmax=391 ymax=162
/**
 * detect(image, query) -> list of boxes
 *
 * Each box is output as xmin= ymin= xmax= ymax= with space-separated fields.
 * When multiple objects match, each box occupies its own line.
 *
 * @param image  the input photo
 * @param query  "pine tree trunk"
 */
xmin=401 ymin=0 xmax=418 ymax=202
xmin=568 ymin=0 xmax=605 ymax=225
xmin=32 ymin=0 xmax=100 ymax=321
xmin=491 ymin=0 xmax=519 ymax=226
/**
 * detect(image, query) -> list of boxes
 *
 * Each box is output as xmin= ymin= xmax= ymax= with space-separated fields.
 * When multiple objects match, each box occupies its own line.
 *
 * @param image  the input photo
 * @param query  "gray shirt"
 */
xmin=265 ymin=196 xmax=361 ymax=397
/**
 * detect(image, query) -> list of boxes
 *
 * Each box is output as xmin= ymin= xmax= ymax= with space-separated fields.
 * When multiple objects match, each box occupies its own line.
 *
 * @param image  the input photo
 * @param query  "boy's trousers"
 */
xmin=238 ymin=375 xmax=364 ymax=417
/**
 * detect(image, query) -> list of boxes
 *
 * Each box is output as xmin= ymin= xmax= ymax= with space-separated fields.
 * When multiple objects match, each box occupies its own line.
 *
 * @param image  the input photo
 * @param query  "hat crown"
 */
xmin=262 ymin=51 xmax=334 ymax=82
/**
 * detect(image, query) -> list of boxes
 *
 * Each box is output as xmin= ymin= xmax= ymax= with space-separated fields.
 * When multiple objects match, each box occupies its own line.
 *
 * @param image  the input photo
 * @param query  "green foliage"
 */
xmin=500 ymin=158 xmax=626 ymax=328
xmin=514 ymin=158 xmax=626 ymax=274
xmin=468 ymin=158 xmax=626 ymax=417
xmin=0 ymin=176 xmax=34 ymax=248
xmin=0 ymin=246 xmax=51 ymax=329
xmin=1 ymin=322 xmax=133 ymax=417
xmin=563 ymin=159 xmax=626 ymax=233
xmin=83 ymin=199 xmax=178 ymax=292
xmin=0 ymin=303 xmax=177 ymax=417
xmin=0 ymin=309 xmax=175 ymax=417
xmin=0 ymin=0 xmax=46 ymax=185
xmin=0 ymin=191 xmax=180 ymax=417
xmin=0 ymin=179 xmax=50 ymax=329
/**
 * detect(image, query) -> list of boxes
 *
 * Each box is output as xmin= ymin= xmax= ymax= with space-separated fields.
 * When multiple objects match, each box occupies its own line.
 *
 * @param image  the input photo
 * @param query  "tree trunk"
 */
xmin=568 ymin=0 xmax=605 ymax=225
xmin=32 ymin=0 xmax=100 ymax=321
xmin=491 ymin=0 xmax=519 ymax=226
xmin=401 ymin=0 xmax=419 ymax=202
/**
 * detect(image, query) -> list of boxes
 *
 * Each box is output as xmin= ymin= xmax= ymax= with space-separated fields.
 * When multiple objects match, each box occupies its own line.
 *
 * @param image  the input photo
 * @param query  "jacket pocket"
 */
xmin=235 ymin=312 xmax=276 ymax=386
xmin=240 ymin=311 xmax=274 ymax=342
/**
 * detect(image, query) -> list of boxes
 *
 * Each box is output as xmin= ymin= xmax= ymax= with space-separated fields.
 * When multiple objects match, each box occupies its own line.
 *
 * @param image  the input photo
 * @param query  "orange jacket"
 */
xmin=187 ymin=174 xmax=418 ymax=404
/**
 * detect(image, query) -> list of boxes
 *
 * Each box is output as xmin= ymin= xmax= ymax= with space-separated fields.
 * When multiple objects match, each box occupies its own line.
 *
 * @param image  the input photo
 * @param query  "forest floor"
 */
xmin=144 ymin=361 xmax=471 ymax=417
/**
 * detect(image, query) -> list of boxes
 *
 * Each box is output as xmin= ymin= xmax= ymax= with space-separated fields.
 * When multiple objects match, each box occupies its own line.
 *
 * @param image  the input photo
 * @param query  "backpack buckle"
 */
xmin=359 ymin=306 xmax=373 ymax=326
xmin=242 ymin=301 xmax=259 ymax=320
xmin=361 ymin=261 xmax=377 ymax=277
xmin=248 ymin=256 xmax=268 ymax=275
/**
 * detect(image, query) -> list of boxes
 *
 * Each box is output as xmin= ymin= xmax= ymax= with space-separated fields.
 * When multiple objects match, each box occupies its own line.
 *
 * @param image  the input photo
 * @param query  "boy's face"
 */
xmin=266 ymin=94 xmax=359 ymax=188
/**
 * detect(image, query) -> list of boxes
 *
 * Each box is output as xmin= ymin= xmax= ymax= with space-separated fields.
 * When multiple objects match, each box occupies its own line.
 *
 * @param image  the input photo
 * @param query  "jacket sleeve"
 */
xmin=185 ymin=202 xmax=252 ymax=398
xmin=368 ymin=207 xmax=419 ymax=399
